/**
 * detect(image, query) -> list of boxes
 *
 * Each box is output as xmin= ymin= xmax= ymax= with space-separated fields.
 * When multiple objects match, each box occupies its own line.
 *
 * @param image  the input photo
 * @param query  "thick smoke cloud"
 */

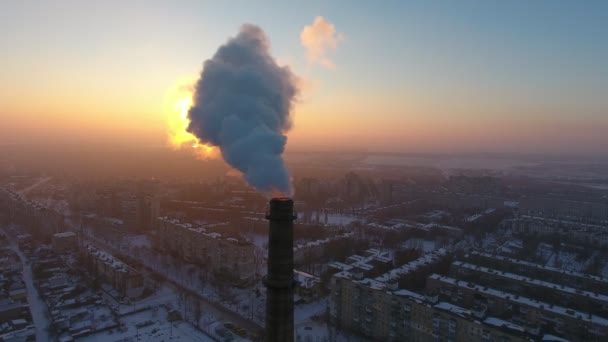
xmin=187 ymin=25 xmax=298 ymax=195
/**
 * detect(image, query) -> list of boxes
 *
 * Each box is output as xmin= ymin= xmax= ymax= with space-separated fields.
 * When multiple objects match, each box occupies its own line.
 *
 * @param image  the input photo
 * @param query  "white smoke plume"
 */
xmin=301 ymin=16 xmax=343 ymax=69
xmin=187 ymin=25 xmax=298 ymax=195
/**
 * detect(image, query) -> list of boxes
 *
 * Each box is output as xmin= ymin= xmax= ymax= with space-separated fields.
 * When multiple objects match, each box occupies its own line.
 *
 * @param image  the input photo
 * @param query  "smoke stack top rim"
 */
xmin=266 ymin=197 xmax=296 ymax=220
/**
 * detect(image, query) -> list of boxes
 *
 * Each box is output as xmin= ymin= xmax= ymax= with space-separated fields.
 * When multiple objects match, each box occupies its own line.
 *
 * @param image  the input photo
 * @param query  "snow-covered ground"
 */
xmin=292 ymin=297 xmax=370 ymax=342
xmin=79 ymin=306 xmax=214 ymax=342
xmin=122 ymin=234 xmax=152 ymax=249
xmin=9 ymin=241 xmax=51 ymax=341
xmin=295 ymin=300 xmax=327 ymax=325
xmin=535 ymin=243 xmax=589 ymax=272
xmin=545 ymin=250 xmax=586 ymax=272
xmin=295 ymin=321 xmax=369 ymax=342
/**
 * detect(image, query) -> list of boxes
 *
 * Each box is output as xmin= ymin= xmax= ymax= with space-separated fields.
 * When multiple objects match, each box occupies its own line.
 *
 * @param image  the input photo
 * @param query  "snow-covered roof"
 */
xmin=470 ymin=251 xmax=608 ymax=284
xmin=483 ymin=317 xmax=525 ymax=333
xmin=434 ymin=302 xmax=470 ymax=318
xmin=429 ymin=274 xmax=608 ymax=327
xmin=53 ymin=231 xmax=76 ymax=238
xmin=452 ymin=261 xmax=608 ymax=304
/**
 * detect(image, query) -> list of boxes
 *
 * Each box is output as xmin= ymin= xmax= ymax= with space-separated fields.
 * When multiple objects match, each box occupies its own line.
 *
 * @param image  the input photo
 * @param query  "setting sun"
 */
xmin=165 ymin=82 xmax=218 ymax=160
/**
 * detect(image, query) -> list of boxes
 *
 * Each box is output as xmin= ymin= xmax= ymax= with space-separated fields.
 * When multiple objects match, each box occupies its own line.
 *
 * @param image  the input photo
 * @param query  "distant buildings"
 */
xmin=520 ymin=196 xmax=608 ymax=223
xmin=52 ymin=231 xmax=77 ymax=253
xmin=0 ymin=187 xmax=64 ymax=239
xmin=156 ymin=217 xmax=256 ymax=286
xmin=135 ymin=179 xmax=160 ymax=232
xmin=509 ymin=215 xmax=608 ymax=247
xmin=92 ymin=179 xmax=160 ymax=233
xmin=293 ymin=232 xmax=354 ymax=264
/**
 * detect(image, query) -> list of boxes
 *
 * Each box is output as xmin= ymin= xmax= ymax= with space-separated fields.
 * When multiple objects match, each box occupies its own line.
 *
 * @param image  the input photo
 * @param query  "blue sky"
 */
xmin=1 ymin=1 xmax=607 ymax=154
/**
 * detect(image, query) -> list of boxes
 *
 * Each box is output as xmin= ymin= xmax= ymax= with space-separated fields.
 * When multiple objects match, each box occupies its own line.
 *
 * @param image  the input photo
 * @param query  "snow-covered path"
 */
xmin=11 ymin=245 xmax=51 ymax=342
xmin=18 ymin=176 xmax=52 ymax=194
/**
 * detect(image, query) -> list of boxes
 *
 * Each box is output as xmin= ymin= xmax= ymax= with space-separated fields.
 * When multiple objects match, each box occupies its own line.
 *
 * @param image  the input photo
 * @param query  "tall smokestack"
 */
xmin=264 ymin=197 xmax=295 ymax=342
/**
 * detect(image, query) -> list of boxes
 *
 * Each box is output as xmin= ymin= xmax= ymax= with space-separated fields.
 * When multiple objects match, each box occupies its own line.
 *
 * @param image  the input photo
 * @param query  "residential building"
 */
xmin=81 ymin=244 xmax=144 ymax=298
xmin=52 ymin=232 xmax=78 ymax=253
xmin=156 ymin=217 xmax=256 ymax=286
xmin=427 ymin=274 xmax=608 ymax=341
xmin=450 ymin=261 xmax=608 ymax=315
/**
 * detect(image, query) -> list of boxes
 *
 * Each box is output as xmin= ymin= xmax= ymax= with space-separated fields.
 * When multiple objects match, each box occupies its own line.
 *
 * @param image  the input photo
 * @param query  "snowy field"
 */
xmin=78 ymin=307 xmax=213 ymax=342
xmin=536 ymin=243 xmax=588 ymax=272
xmin=294 ymin=299 xmax=368 ymax=342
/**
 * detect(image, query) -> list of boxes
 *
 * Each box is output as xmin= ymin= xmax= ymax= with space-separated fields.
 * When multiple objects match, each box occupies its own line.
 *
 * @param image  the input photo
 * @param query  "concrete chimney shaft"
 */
xmin=264 ymin=197 xmax=295 ymax=342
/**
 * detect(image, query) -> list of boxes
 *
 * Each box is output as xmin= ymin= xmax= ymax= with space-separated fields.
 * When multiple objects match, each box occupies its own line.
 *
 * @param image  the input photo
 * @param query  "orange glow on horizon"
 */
xmin=165 ymin=81 xmax=218 ymax=160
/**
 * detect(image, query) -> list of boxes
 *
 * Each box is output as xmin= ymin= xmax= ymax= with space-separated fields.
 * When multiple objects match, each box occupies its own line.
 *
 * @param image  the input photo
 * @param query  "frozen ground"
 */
xmin=536 ymin=243 xmax=588 ymax=272
xmin=295 ymin=300 xmax=328 ymax=325
xmin=294 ymin=298 xmax=368 ymax=342
xmin=9 ymin=239 xmax=51 ymax=341
xmin=295 ymin=321 xmax=369 ymax=342
xmin=545 ymin=250 xmax=585 ymax=272
xmin=122 ymin=234 xmax=152 ymax=249
xmin=79 ymin=306 xmax=213 ymax=342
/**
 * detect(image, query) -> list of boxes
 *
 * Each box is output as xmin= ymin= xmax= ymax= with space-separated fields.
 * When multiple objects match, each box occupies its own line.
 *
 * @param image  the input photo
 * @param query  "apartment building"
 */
xmin=52 ymin=231 xmax=78 ymax=253
xmin=330 ymin=267 xmax=531 ymax=341
xmin=0 ymin=188 xmax=64 ymax=239
xmin=466 ymin=251 xmax=608 ymax=294
xmin=519 ymin=196 xmax=608 ymax=223
xmin=327 ymin=248 xmax=393 ymax=280
xmin=156 ymin=217 xmax=256 ymax=286
xmin=427 ymin=274 xmax=608 ymax=341
xmin=450 ymin=261 xmax=608 ymax=315
xmin=294 ymin=270 xmax=322 ymax=303
xmin=509 ymin=215 xmax=608 ymax=247
xmin=82 ymin=244 xmax=144 ymax=298
xmin=293 ymin=232 xmax=354 ymax=264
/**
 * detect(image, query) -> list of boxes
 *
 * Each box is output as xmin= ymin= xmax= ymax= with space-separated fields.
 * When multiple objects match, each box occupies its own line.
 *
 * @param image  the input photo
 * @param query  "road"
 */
xmin=9 ymin=243 xmax=51 ymax=342
xmin=18 ymin=176 xmax=52 ymax=195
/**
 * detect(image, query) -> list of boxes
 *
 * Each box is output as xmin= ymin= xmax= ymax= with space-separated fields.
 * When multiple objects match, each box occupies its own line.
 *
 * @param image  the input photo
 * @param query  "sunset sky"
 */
xmin=1 ymin=1 xmax=607 ymax=155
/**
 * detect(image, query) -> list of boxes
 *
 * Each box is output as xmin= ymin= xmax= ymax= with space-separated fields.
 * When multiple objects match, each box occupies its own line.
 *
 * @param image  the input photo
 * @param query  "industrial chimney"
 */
xmin=264 ymin=197 xmax=295 ymax=341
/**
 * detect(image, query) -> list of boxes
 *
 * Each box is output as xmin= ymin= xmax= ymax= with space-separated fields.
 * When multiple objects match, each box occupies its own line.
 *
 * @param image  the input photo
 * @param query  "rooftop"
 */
xmin=453 ymin=261 xmax=608 ymax=303
xmin=429 ymin=274 xmax=608 ymax=327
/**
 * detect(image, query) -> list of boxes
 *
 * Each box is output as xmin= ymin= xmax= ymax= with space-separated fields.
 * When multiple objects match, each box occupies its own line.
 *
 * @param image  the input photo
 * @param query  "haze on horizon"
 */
xmin=1 ymin=1 xmax=607 ymax=157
